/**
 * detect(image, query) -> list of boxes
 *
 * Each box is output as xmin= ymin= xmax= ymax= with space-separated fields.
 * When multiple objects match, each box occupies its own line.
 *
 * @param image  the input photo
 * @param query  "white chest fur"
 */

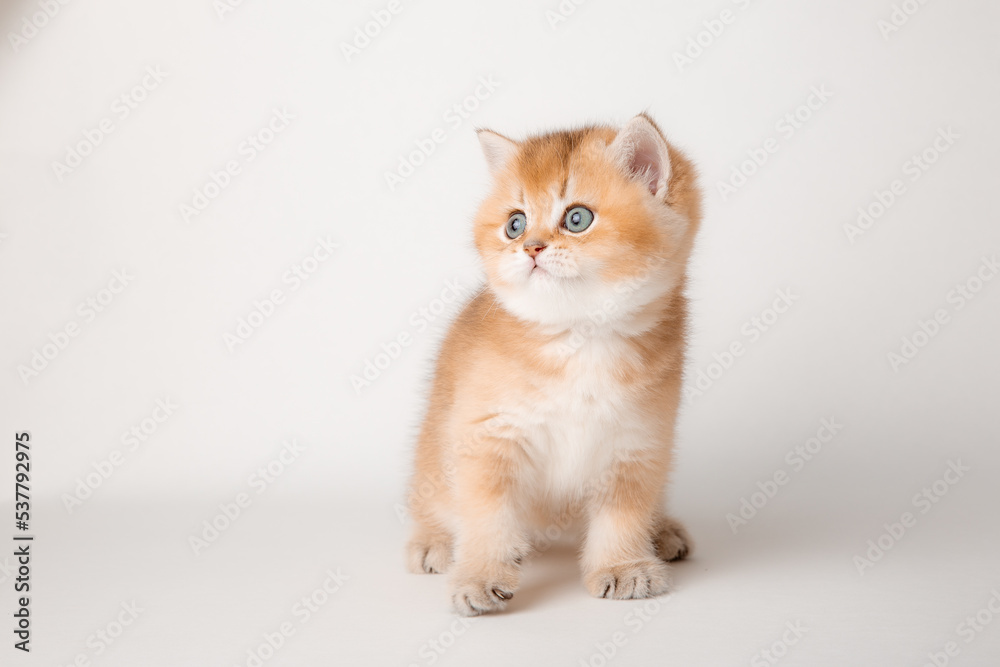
xmin=518 ymin=331 xmax=648 ymax=502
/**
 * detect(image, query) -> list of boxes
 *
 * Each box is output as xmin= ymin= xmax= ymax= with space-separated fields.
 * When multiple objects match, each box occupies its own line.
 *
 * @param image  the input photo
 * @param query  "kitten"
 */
xmin=406 ymin=113 xmax=702 ymax=616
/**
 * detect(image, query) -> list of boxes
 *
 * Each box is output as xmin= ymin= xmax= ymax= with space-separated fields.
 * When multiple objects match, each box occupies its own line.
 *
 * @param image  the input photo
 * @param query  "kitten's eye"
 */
xmin=563 ymin=206 xmax=594 ymax=233
xmin=505 ymin=212 xmax=527 ymax=239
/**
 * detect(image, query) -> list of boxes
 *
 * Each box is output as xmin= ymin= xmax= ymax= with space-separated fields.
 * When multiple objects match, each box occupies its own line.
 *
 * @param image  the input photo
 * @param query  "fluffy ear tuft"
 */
xmin=607 ymin=114 xmax=672 ymax=199
xmin=477 ymin=129 xmax=518 ymax=175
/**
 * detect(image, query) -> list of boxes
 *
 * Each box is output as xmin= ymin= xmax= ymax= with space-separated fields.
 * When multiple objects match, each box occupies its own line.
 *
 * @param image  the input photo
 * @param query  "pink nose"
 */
xmin=523 ymin=242 xmax=546 ymax=258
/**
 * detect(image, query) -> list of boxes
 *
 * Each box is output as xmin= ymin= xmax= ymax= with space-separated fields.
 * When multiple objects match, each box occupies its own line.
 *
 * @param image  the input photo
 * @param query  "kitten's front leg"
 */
xmin=581 ymin=455 xmax=672 ymax=600
xmin=449 ymin=436 xmax=530 ymax=616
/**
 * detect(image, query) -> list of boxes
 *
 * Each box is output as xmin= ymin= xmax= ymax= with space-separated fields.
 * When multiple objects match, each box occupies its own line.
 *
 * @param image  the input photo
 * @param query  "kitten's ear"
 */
xmin=477 ymin=129 xmax=518 ymax=175
xmin=608 ymin=114 xmax=672 ymax=199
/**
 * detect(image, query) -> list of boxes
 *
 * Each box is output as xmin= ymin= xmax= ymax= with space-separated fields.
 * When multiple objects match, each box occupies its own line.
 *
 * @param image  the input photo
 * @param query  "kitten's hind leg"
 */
xmin=653 ymin=514 xmax=693 ymax=562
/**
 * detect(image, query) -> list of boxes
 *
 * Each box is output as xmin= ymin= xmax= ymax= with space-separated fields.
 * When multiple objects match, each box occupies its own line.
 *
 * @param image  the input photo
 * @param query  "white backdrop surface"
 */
xmin=1 ymin=0 xmax=998 ymax=665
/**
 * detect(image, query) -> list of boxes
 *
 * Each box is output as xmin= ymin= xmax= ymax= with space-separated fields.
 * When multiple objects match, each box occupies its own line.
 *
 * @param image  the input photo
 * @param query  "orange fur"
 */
xmin=408 ymin=114 xmax=701 ymax=615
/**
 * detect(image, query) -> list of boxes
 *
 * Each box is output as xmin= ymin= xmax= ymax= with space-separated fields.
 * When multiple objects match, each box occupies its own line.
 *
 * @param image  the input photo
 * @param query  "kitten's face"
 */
xmin=473 ymin=117 xmax=698 ymax=330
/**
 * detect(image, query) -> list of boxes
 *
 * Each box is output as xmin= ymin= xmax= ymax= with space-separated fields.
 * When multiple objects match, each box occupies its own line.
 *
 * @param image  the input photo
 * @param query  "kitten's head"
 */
xmin=473 ymin=114 xmax=701 ymax=330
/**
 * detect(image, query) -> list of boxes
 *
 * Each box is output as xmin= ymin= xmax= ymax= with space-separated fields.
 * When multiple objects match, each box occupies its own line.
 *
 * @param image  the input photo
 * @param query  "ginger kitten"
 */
xmin=407 ymin=114 xmax=702 ymax=615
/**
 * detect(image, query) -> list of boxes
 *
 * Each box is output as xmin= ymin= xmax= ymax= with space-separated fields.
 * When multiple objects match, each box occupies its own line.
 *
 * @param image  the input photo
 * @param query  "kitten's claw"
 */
xmin=450 ymin=567 xmax=520 ymax=616
xmin=492 ymin=588 xmax=513 ymax=600
xmin=406 ymin=536 xmax=453 ymax=574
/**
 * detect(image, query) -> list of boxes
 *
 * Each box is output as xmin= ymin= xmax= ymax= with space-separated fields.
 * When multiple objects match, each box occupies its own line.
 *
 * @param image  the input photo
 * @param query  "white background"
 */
xmin=1 ymin=0 xmax=999 ymax=665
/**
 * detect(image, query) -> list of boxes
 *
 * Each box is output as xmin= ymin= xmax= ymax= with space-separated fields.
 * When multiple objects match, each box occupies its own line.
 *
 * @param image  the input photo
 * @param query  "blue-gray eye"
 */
xmin=506 ymin=212 xmax=526 ymax=239
xmin=564 ymin=206 xmax=594 ymax=232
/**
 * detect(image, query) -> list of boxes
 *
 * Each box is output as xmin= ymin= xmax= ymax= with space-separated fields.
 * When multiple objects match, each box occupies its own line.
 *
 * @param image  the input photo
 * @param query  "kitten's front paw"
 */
xmin=584 ymin=558 xmax=671 ymax=600
xmin=449 ymin=564 xmax=520 ymax=616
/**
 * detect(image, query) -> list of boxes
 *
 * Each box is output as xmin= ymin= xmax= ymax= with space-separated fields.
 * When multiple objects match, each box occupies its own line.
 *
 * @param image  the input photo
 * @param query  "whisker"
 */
xmin=482 ymin=297 xmax=497 ymax=321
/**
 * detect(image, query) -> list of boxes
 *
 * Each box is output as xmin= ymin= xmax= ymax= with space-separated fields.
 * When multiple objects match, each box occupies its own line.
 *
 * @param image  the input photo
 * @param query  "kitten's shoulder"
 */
xmin=448 ymin=285 xmax=510 ymax=338
xmin=427 ymin=285 xmax=513 ymax=394
xmin=437 ymin=285 xmax=523 ymax=359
